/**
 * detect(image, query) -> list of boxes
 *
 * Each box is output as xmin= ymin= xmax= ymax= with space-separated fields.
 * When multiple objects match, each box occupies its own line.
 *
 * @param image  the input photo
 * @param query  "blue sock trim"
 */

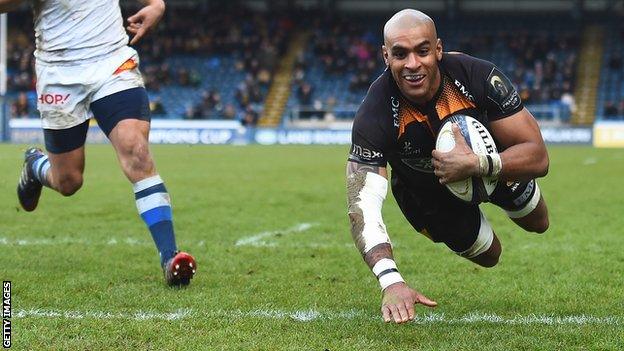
xmin=135 ymin=183 xmax=168 ymax=200
xmin=140 ymin=206 xmax=173 ymax=227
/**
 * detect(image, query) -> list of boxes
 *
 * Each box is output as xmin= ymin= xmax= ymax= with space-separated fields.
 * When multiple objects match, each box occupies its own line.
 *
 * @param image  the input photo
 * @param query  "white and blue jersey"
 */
xmin=33 ymin=0 xmax=128 ymax=64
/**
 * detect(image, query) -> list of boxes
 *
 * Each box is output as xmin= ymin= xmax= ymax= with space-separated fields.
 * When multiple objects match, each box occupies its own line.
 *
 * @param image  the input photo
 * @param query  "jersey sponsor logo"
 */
xmin=38 ymin=94 xmax=70 ymax=105
xmin=487 ymin=68 xmax=521 ymax=113
xmin=454 ymin=79 xmax=474 ymax=101
xmin=401 ymin=157 xmax=434 ymax=173
xmin=351 ymin=144 xmax=383 ymax=160
xmin=391 ymin=96 xmax=400 ymax=127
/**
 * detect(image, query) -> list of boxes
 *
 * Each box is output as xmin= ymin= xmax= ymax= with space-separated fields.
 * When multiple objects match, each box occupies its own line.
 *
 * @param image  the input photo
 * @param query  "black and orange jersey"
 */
xmin=349 ymin=52 xmax=523 ymax=203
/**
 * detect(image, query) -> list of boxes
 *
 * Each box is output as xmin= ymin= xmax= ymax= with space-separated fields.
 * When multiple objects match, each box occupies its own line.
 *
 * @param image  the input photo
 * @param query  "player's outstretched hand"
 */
xmin=127 ymin=0 xmax=165 ymax=45
xmin=431 ymin=123 xmax=478 ymax=184
xmin=381 ymin=282 xmax=437 ymax=324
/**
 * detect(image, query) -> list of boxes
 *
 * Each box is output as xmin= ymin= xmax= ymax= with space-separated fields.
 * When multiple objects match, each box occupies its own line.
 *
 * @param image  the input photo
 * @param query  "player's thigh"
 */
xmin=391 ymin=177 xmax=491 ymax=256
xmin=90 ymin=52 xmax=150 ymax=139
xmin=490 ymin=179 xmax=549 ymax=233
xmin=90 ymin=83 xmax=151 ymax=164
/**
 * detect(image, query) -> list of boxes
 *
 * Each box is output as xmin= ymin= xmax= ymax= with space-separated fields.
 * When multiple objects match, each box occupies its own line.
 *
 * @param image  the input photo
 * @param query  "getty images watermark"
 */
xmin=2 ymin=281 xmax=10 ymax=349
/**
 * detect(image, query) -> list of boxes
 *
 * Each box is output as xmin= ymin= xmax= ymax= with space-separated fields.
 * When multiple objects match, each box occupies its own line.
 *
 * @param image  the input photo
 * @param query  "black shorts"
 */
xmin=391 ymin=175 xmax=539 ymax=253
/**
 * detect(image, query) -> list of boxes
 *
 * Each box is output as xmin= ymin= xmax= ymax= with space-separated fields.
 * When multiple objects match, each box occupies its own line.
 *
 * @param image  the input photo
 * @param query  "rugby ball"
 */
xmin=435 ymin=115 xmax=498 ymax=203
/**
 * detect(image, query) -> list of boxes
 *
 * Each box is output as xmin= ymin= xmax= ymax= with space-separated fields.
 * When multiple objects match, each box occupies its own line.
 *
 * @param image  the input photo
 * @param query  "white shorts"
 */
xmin=35 ymin=46 xmax=145 ymax=130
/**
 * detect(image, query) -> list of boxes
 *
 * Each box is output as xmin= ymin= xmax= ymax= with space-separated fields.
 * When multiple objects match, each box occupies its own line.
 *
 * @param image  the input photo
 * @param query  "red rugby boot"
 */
xmin=163 ymin=251 xmax=196 ymax=287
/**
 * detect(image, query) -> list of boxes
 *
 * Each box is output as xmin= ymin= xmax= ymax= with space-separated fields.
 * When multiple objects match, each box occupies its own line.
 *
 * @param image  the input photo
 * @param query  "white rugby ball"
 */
xmin=435 ymin=115 xmax=498 ymax=203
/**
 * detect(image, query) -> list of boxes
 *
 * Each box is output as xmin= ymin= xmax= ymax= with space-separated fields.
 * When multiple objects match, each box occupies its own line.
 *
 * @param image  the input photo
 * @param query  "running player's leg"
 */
xmin=491 ymin=179 xmax=549 ymax=234
xmin=17 ymin=121 xmax=89 ymax=211
xmin=18 ymin=59 xmax=92 ymax=211
xmin=43 ymin=122 xmax=89 ymax=196
xmin=91 ymin=86 xmax=195 ymax=286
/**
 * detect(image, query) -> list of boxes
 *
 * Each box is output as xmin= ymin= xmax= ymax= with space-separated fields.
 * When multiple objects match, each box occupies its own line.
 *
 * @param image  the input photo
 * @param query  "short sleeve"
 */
xmin=481 ymin=66 xmax=524 ymax=120
xmin=348 ymin=88 xmax=390 ymax=167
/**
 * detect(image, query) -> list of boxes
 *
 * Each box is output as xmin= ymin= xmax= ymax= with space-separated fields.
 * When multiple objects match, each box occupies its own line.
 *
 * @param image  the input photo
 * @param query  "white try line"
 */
xmin=14 ymin=308 xmax=622 ymax=325
xmin=1 ymin=222 xmax=322 ymax=249
xmin=0 ymin=235 xmax=353 ymax=250
xmin=235 ymin=222 xmax=317 ymax=247
xmin=0 ymin=237 xmax=150 ymax=246
xmin=14 ymin=308 xmax=192 ymax=321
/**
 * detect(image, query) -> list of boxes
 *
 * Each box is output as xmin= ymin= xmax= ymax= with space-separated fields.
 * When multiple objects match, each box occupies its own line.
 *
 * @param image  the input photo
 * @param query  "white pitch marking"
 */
xmin=124 ymin=238 xmax=142 ymax=245
xmin=15 ymin=308 xmax=191 ymax=321
xmin=0 ymin=238 xmax=90 ymax=246
xmin=583 ymin=157 xmax=597 ymax=165
xmin=14 ymin=308 xmax=621 ymax=325
xmin=235 ymin=223 xmax=317 ymax=247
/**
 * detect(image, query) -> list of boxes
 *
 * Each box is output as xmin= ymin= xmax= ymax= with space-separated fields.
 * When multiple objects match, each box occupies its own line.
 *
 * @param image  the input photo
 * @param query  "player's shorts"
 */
xmin=391 ymin=176 xmax=541 ymax=255
xmin=36 ymin=46 xmax=150 ymax=153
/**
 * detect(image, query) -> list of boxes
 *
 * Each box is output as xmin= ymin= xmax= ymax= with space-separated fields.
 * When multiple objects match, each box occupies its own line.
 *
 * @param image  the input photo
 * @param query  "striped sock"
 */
xmin=30 ymin=155 xmax=51 ymax=187
xmin=133 ymin=175 xmax=178 ymax=267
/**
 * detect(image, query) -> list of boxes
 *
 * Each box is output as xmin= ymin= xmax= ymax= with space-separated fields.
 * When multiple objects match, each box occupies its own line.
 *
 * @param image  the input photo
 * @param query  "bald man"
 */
xmin=346 ymin=9 xmax=549 ymax=323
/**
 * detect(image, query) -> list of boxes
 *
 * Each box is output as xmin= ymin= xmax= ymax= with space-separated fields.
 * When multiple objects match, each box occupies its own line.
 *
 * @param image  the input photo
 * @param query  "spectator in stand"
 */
xmin=11 ymin=92 xmax=30 ymax=118
xmin=223 ymin=104 xmax=237 ymax=120
xmin=241 ymin=106 xmax=259 ymax=127
xmin=560 ymin=82 xmax=576 ymax=121
xmin=150 ymin=97 xmax=166 ymax=115
xmin=184 ymin=105 xmax=202 ymax=120
xmin=297 ymin=82 xmax=314 ymax=118
xmin=297 ymin=82 xmax=313 ymax=106
xmin=604 ymin=101 xmax=618 ymax=118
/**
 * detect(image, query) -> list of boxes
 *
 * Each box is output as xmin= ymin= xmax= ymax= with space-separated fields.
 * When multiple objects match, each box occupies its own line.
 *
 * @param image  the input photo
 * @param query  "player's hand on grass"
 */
xmin=381 ymin=282 xmax=437 ymax=324
xmin=127 ymin=0 xmax=165 ymax=45
xmin=432 ymin=123 xmax=479 ymax=184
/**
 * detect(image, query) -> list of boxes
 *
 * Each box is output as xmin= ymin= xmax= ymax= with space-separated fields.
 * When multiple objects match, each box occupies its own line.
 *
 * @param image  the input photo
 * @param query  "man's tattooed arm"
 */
xmin=346 ymin=160 xmax=394 ymax=270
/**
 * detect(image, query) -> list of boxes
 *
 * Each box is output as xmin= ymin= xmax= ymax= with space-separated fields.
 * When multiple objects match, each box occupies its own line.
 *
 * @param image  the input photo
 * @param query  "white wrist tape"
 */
xmin=490 ymin=153 xmax=502 ymax=177
xmin=478 ymin=153 xmax=502 ymax=178
xmin=372 ymin=258 xmax=405 ymax=290
xmin=350 ymin=172 xmax=390 ymax=254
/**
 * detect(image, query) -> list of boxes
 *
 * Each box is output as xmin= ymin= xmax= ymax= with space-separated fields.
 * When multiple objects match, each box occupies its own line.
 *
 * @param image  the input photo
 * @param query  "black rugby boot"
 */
xmin=17 ymin=147 xmax=45 ymax=212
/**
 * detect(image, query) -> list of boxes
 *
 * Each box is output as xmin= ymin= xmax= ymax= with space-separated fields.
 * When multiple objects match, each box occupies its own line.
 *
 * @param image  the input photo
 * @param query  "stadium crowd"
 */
xmin=5 ymin=6 xmax=621 ymax=122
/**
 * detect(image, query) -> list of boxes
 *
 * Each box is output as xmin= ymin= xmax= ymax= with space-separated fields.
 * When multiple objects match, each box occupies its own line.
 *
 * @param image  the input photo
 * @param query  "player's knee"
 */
xmin=475 ymin=252 xmax=500 ymax=268
xmin=56 ymin=173 xmax=83 ymax=196
xmin=470 ymin=243 xmax=501 ymax=268
xmin=121 ymin=140 xmax=153 ymax=172
xmin=130 ymin=143 xmax=151 ymax=166
xmin=528 ymin=216 xmax=549 ymax=234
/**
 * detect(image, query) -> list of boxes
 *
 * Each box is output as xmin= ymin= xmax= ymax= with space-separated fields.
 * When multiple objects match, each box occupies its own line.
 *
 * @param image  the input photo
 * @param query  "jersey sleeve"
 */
xmin=466 ymin=56 xmax=524 ymax=121
xmin=482 ymin=66 xmax=523 ymax=120
xmin=348 ymin=88 xmax=390 ymax=167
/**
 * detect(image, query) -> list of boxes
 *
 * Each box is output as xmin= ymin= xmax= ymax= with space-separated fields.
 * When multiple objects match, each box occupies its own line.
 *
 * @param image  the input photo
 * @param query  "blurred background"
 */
xmin=1 ymin=0 xmax=623 ymax=147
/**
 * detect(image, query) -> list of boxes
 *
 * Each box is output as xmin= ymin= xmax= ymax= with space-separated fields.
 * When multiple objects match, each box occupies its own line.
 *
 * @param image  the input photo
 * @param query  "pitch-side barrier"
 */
xmin=7 ymin=119 xmax=599 ymax=146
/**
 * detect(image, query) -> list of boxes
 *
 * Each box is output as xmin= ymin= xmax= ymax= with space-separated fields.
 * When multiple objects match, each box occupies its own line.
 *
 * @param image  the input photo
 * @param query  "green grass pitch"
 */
xmin=1 ymin=144 xmax=623 ymax=350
